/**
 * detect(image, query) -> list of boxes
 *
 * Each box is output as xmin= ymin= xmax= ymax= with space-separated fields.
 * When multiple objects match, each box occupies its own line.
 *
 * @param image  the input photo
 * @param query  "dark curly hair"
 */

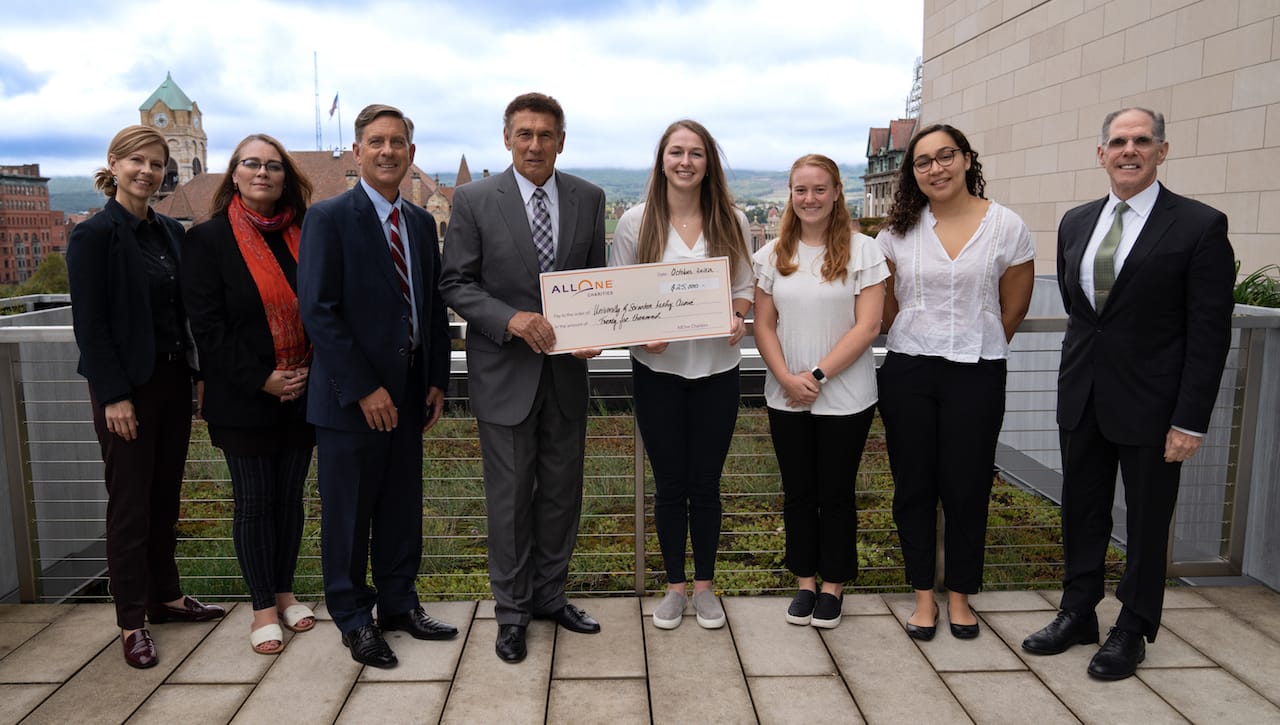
xmin=885 ymin=124 xmax=986 ymax=235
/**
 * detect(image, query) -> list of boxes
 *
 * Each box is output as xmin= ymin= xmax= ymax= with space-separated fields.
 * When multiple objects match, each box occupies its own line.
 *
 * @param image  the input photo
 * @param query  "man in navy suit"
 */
xmin=299 ymin=104 xmax=457 ymax=668
xmin=440 ymin=93 xmax=606 ymax=663
xmin=1022 ymin=108 xmax=1235 ymax=680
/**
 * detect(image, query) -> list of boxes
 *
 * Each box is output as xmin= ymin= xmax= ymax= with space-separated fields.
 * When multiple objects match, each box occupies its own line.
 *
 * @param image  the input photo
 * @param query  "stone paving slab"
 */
xmin=0 ymin=603 xmax=117 ymax=683
xmin=21 ymin=619 xmax=216 ymax=725
xmin=230 ymin=619 xmax=361 ymax=724
xmin=0 ymin=683 xmax=57 ymax=724
xmin=360 ymin=600 xmax=474 ymax=682
xmin=0 ymin=622 xmax=45 ymax=661
xmin=335 ymin=681 xmax=449 ymax=724
xmin=552 ymin=597 xmax=645 ymax=679
xmin=0 ymin=604 xmax=71 ymax=623
xmin=169 ymin=603 xmax=283 ymax=684
xmin=126 ymin=683 xmax=252 ymax=724
xmin=968 ymin=590 xmax=1060 ymax=612
xmin=982 ymin=611 xmax=1187 ymax=724
xmin=942 ymin=671 xmax=1080 ymax=724
xmin=883 ymin=596 xmax=1026 ymax=672
xmin=747 ymin=675 xmax=862 ymax=724
xmin=440 ymin=619 xmax=555 ymax=725
xmin=1160 ymin=607 xmax=1280 ymax=705
xmin=645 ymin=611 xmax=755 ymax=724
xmin=1194 ymin=586 xmax=1280 ymax=643
xmin=1138 ymin=667 xmax=1280 ymax=723
xmin=546 ymin=678 xmax=650 ymax=725
xmin=822 ymin=614 xmax=969 ymax=723
xmin=723 ymin=597 xmax=837 ymax=677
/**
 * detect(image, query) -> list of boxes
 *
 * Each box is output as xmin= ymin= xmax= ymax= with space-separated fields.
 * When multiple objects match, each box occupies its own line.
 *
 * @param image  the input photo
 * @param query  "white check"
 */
xmin=540 ymin=257 xmax=733 ymax=354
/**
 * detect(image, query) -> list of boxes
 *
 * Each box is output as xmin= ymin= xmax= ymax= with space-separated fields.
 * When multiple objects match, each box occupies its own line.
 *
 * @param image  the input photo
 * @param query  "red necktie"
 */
xmin=388 ymin=206 xmax=414 ymax=345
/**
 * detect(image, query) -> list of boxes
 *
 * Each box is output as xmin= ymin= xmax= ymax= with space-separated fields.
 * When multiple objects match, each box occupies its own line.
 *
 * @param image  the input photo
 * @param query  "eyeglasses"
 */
xmin=912 ymin=147 xmax=961 ymax=173
xmin=240 ymin=159 xmax=285 ymax=174
xmin=1104 ymin=135 xmax=1162 ymax=150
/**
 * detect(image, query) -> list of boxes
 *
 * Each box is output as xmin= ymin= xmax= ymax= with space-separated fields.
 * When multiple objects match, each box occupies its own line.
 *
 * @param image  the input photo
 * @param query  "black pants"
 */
xmin=89 ymin=358 xmax=192 ymax=630
xmin=877 ymin=352 xmax=1006 ymax=594
xmin=632 ymin=361 xmax=739 ymax=584
xmin=1059 ymin=394 xmax=1181 ymax=641
xmin=225 ymin=447 xmax=313 ymax=611
xmin=767 ymin=405 xmax=875 ymax=584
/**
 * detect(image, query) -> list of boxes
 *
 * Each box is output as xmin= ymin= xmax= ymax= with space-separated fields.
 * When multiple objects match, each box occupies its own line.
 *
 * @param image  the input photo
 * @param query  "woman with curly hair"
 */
xmin=877 ymin=124 xmax=1035 ymax=641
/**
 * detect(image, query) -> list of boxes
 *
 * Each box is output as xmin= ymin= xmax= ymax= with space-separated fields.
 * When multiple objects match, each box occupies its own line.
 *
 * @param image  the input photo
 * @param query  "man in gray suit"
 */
xmin=440 ymin=92 xmax=607 ymax=663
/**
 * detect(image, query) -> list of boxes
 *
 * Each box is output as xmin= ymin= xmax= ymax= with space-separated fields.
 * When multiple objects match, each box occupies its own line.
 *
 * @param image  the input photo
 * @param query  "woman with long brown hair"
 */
xmin=610 ymin=120 xmax=753 ymax=630
xmin=182 ymin=134 xmax=317 ymax=654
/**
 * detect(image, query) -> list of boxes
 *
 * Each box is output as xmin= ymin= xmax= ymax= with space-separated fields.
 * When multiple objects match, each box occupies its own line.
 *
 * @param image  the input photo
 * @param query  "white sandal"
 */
xmin=280 ymin=604 xmax=316 ymax=633
xmin=250 ymin=623 xmax=285 ymax=655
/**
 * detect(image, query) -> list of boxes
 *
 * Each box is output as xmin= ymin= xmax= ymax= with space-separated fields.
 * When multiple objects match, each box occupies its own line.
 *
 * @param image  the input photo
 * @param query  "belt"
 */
xmin=157 ymin=351 xmax=185 ymax=363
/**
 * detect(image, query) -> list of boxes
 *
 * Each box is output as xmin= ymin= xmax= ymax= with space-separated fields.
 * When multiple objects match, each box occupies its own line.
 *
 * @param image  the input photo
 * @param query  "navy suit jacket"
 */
xmin=298 ymin=184 xmax=450 ymax=432
xmin=1056 ymin=184 xmax=1235 ymax=447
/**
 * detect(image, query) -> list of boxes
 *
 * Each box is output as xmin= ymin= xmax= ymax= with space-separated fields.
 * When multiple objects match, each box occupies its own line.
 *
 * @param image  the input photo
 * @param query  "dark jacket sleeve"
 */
xmin=67 ymin=214 xmax=133 ymax=405
xmin=1172 ymin=207 xmax=1235 ymax=433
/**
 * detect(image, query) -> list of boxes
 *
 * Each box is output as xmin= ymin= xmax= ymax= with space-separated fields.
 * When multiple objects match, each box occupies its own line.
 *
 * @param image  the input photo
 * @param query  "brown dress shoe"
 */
xmin=123 ymin=629 xmax=158 ymax=669
xmin=147 ymin=596 xmax=226 ymax=624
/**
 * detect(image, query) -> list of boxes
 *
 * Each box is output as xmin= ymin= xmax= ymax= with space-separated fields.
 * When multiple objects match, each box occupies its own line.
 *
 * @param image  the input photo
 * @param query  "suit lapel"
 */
xmin=555 ymin=172 xmax=577 ymax=270
xmin=1108 ymin=186 xmax=1175 ymax=303
xmin=497 ymin=168 xmax=543 ymax=278
xmin=1064 ymin=197 xmax=1106 ymax=320
xmin=403 ymin=204 xmax=430 ymax=313
xmin=353 ymin=185 xmax=406 ymax=298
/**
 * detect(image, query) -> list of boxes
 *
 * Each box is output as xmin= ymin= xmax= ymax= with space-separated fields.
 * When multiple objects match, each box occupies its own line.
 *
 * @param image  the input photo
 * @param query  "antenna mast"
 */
xmin=313 ymin=52 xmax=322 ymax=150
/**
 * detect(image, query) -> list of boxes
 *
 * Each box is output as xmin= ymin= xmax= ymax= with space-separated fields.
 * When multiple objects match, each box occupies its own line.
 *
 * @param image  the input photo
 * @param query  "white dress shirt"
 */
xmin=360 ymin=178 xmax=420 ymax=347
xmin=1078 ymin=180 xmax=1161 ymax=310
xmin=513 ymin=169 xmax=560 ymax=261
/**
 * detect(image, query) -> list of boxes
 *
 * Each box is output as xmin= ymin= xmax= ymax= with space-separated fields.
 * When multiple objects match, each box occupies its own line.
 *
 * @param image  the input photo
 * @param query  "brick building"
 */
xmin=863 ymin=118 xmax=919 ymax=219
xmin=0 ymin=164 xmax=67 ymax=285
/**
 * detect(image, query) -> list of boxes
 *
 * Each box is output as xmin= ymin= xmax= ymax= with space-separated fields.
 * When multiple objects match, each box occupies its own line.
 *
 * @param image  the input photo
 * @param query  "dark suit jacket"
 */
xmin=298 ymin=184 xmax=450 ymax=432
xmin=67 ymin=197 xmax=193 ymax=406
xmin=181 ymin=214 xmax=309 ymax=429
xmin=439 ymin=167 xmax=607 ymax=426
xmin=1056 ymin=184 xmax=1235 ymax=447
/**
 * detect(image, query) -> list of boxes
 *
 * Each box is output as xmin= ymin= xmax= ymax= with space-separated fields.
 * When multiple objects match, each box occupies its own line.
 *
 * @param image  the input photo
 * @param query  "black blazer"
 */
xmin=298 ymin=184 xmax=451 ymax=432
xmin=182 ymin=214 xmax=309 ymax=429
xmin=67 ymin=198 xmax=192 ymax=406
xmin=1056 ymin=184 xmax=1235 ymax=447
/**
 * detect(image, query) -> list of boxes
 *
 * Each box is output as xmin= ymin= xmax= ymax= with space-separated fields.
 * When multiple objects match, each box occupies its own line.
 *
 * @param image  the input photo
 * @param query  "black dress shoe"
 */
xmin=1022 ymin=610 xmax=1100 ymax=655
xmin=1088 ymin=628 xmax=1146 ymax=680
xmin=342 ymin=624 xmax=398 ymax=668
xmin=949 ymin=604 xmax=980 ymax=640
xmin=122 ymin=629 xmax=158 ymax=669
xmin=379 ymin=605 xmax=459 ymax=640
xmin=147 ymin=596 xmax=226 ymax=624
xmin=905 ymin=600 xmax=938 ymax=641
xmin=535 ymin=604 xmax=600 ymax=634
xmin=495 ymin=623 xmax=527 ymax=663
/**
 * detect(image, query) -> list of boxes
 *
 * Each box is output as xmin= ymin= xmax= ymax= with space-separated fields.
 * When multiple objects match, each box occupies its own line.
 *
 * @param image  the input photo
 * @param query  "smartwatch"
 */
xmin=811 ymin=367 xmax=827 ymax=384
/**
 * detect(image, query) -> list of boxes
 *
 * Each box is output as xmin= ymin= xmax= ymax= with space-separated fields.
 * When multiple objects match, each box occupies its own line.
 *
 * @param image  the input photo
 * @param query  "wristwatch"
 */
xmin=811 ymin=367 xmax=827 ymax=384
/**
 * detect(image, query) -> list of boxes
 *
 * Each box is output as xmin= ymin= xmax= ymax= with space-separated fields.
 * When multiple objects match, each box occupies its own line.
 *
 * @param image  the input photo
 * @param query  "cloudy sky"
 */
xmin=0 ymin=0 xmax=923 ymax=177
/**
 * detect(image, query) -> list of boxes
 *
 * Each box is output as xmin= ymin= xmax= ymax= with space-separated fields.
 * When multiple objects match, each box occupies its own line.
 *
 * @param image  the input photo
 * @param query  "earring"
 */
xmin=111 ymin=175 xmax=118 ymax=186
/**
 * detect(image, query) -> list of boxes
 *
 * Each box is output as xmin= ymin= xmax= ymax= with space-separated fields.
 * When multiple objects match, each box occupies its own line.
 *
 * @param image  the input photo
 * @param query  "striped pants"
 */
xmin=225 ymin=448 xmax=313 ymax=610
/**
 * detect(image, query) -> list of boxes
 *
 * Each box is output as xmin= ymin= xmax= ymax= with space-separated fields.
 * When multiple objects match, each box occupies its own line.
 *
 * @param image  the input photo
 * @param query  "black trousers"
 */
xmin=1059 ymin=394 xmax=1182 ymax=641
xmin=89 ymin=358 xmax=192 ymax=630
xmin=632 ymin=361 xmax=739 ymax=584
xmin=767 ymin=405 xmax=875 ymax=584
xmin=225 ymin=446 xmax=313 ymax=611
xmin=877 ymin=352 xmax=1006 ymax=594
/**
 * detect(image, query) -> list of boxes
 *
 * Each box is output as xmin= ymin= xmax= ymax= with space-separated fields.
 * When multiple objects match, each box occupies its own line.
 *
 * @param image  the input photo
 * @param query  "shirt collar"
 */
xmin=360 ymin=177 xmax=401 ymax=224
xmin=512 ymin=168 xmax=558 ymax=207
xmin=106 ymin=196 xmax=157 ymax=232
xmin=1106 ymin=180 xmax=1160 ymax=220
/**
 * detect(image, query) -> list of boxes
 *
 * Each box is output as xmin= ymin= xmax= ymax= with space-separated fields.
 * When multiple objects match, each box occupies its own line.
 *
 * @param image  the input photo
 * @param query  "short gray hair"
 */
xmin=1101 ymin=108 xmax=1165 ymax=144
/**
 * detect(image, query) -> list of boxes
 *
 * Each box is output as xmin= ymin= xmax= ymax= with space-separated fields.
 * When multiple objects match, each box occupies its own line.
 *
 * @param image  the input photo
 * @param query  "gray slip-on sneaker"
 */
xmin=653 ymin=590 xmax=687 ymax=630
xmin=693 ymin=590 xmax=726 ymax=629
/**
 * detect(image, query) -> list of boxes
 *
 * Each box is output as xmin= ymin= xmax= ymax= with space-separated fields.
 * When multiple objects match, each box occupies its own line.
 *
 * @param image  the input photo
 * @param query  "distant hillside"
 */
xmin=48 ymin=177 xmax=103 ymax=214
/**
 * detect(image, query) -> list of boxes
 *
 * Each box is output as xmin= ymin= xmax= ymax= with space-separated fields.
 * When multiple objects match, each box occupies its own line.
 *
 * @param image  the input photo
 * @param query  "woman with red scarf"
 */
xmin=182 ymin=134 xmax=317 ymax=654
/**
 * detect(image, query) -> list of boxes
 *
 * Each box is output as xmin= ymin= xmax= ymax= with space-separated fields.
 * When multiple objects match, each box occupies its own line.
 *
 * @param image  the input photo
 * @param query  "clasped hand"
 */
xmin=263 ymin=367 xmax=309 ymax=402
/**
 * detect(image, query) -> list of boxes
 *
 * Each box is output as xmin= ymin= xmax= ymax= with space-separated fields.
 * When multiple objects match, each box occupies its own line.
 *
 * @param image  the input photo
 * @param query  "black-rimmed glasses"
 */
xmin=912 ymin=147 xmax=962 ymax=173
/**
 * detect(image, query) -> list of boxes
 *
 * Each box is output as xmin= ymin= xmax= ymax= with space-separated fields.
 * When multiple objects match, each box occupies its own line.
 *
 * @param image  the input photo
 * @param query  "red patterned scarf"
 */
xmin=228 ymin=194 xmax=310 ymax=369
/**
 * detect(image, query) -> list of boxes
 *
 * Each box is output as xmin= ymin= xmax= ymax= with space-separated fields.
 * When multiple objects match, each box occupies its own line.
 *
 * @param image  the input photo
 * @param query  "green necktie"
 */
xmin=1093 ymin=200 xmax=1129 ymax=313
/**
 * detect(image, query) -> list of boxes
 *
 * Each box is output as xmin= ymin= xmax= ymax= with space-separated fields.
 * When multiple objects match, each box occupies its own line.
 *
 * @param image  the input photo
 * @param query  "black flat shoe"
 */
xmin=495 ymin=623 xmax=527 ymax=663
xmin=905 ymin=600 xmax=939 ymax=641
xmin=949 ymin=604 xmax=980 ymax=640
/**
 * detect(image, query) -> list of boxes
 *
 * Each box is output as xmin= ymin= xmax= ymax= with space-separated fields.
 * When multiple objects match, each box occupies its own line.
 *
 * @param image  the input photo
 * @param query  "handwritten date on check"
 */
xmin=539 ymin=257 xmax=734 ymax=354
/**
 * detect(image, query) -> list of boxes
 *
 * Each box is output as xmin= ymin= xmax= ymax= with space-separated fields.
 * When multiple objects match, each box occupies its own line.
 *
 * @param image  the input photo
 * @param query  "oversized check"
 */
xmin=540 ymin=257 xmax=733 ymax=354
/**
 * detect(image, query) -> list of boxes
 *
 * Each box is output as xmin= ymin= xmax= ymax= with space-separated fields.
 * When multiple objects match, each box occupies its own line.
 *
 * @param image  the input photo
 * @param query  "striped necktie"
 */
xmin=1093 ymin=200 xmax=1128 ymax=313
xmin=531 ymin=187 xmax=555 ymax=272
xmin=388 ymin=206 xmax=414 ymax=344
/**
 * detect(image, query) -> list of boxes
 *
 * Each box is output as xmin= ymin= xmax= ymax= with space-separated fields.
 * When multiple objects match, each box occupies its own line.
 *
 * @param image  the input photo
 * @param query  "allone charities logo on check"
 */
xmin=547 ymin=277 xmax=615 ymax=297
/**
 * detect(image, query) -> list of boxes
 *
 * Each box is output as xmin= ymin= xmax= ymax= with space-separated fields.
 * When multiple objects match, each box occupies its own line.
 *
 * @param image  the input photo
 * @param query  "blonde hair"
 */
xmin=774 ymin=154 xmax=852 ymax=283
xmin=92 ymin=125 xmax=169 ymax=198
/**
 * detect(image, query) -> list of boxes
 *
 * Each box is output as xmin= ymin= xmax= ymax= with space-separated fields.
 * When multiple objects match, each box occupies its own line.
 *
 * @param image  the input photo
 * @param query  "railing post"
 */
xmin=0 ymin=342 xmax=42 ymax=602
xmin=1224 ymin=327 xmax=1264 ymax=569
xmin=633 ymin=422 xmax=646 ymax=596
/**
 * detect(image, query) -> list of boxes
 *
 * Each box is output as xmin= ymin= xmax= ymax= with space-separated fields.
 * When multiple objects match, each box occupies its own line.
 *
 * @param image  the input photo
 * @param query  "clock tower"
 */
xmin=139 ymin=72 xmax=207 ymax=195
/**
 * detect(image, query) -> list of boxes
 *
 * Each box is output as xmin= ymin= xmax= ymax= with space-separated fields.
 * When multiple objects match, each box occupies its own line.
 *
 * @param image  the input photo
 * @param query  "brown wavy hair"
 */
xmin=209 ymin=134 xmax=313 ymax=221
xmin=773 ymin=154 xmax=852 ymax=283
xmin=885 ymin=124 xmax=986 ymax=235
xmin=634 ymin=120 xmax=749 ymax=283
xmin=92 ymin=125 xmax=169 ymax=198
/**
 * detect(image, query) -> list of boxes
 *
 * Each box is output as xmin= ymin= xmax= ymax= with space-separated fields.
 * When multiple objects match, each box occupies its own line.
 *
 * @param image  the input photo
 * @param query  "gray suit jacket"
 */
xmin=440 ymin=167 xmax=607 ymax=426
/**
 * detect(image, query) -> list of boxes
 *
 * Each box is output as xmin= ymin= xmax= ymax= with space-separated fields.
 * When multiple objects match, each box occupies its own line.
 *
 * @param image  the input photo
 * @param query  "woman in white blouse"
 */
xmin=610 ymin=120 xmax=754 ymax=631
xmin=753 ymin=154 xmax=888 ymax=628
xmin=877 ymin=124 xmax=1035 ymax=641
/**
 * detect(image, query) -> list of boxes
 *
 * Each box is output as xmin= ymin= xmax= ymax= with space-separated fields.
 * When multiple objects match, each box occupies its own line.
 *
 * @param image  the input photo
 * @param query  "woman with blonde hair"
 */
xmin=753 ymin=154 xmax=887 ymax=628
xmin=610 ymin=119 xmax=753 ymax=630
xmin=68 ymin=125 xmax=225 ymax=669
